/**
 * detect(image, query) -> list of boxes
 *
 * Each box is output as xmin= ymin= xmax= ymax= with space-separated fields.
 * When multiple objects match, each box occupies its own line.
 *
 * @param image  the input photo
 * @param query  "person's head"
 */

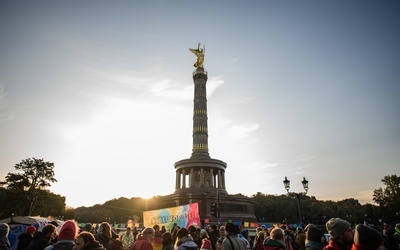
xmin=42 ymin=224 xmax=57 ymax=240
xmin=326 ymin=218 xmax=353 ymax=243
xmin=141 ymin=227 xmax=155 ymax=240
xmin=241 ymin=230 xmax=249 ymax=240
xmin=162 ymin=232 xmax=172 ymax=246
xmin=84 ymin=223 xmax=93 ymax=232
xmin=0 ymin=223 xmax=10 ymax=237
xmin=26 ymin=226 xmax=36 ymax=235
xmin=58 ymin=220 xmax=78 ymax=241
xmin=270 ymin=228 xmax=284 ymax=240
xmin=98 ymin=222 xmax=112 ymax=239
xmin=224 ymin=222 xmax=236 ymax=235
xmin=200 ymin=229 xmax=209 ymax=239
xmin=75 ymin=232 xmax=95 ymax=250
xmin=33 ymin=222 xmax=40 ymax=231
xmin=219 ymin=226 xmax=226 ymax=237
xmin=353 ymin=224 xmax=385 ymax=250
xmin=176 ymin=227 xmax=189 ymax=239
xmin=126 ymin=227 xmax=131 ymax=234
xmin=306 ymin=225 xmax=323 ymax=243
xmin=153 ymin=225 xmax=160 ymax=232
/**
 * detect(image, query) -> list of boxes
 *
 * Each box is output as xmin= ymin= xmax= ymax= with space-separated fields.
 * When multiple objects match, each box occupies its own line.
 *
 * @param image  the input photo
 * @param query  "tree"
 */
xmin=0 ymin=158 xmax=57 ymax=216
xmin=373 ymin=175 xmax=400 ymax=223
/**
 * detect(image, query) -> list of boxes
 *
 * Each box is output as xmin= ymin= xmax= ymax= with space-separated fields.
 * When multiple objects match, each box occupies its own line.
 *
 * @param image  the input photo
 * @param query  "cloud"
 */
xmin=228 ymin=123 xmax=260 ymax=141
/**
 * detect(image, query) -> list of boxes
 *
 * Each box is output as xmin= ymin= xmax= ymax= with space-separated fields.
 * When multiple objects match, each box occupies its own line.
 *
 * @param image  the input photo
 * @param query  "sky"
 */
xmin=0 ymin=1 xmax=399 ymax=209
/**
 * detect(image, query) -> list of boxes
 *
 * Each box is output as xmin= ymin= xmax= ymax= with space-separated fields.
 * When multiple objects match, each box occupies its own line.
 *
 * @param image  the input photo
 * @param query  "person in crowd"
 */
xmin=121 ymin=228 xmax=134 ymax=250
xmin=221 ymin=222 xmax=246 ymax=250
xmin=28 ymin=224 xmax=57 ymax=250
xmin=32 ymin=224 xmax=40 ymax=235
xmin=216 ymin=226 xmax=226 ymax=250
xmin=324 ymin=218 xmax=353 ymax=250
xmin=161 ymin=232 xmax=174 ymax=250
xmin=74 ymin=232 xmax=105 ymax=250
xmin=281 ymin=226 xmax=296 ymax=250
xmin=263 ymin=228 xmax=286 ymax=250
xmin=130 ymin=227 xmax=154 ymax=250
xmin=83 ymin=224 xmax=93 ymax=234
xmin=253 ymin=228 xmax=265 ymax=250
xmin=94 ymin=223 xmax=112 ymax=250
xmin=296 ymin=228 xmax=306 ymax=250
xmin=152 ymin=225 xmax=163 ymax=250
xmin=236 ymin=225 xmax=251 ymax=250
xmin=304 ymin=225 xmax=324 ymax=250
xmin=171 ymin=227 xmax=180 ymax=246
xmin=386 ymin=223 xmax=400 ymax=250
xmin=207 ymin=225 xmax=219 ymax=250
xmin=44 ymin=220 xmax=78 ymax=250
xmin=200 ymin=229 xmax=212 ymax=250
xmin=18 ymin=226 xmax=37 ymax=250
xmin=188 ymin=225 xmax=201 ymax=248
xmin=174 ymin=228 xmax=198 ymax=250
xmin=351 ymin=224 xmax=385 ymax=250
xmin=131 ymin=227 xmax=138 ymax=241
xmin=111 ymin=231 xmax=124 ymax=250
xmin=160 ymin=227 xmax=167 ymax=235
xmin=0 ymin=223 xmax=11 ymax=250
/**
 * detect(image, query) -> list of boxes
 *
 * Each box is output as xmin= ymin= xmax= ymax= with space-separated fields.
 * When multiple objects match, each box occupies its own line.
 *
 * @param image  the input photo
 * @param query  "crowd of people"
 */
xmin=0 ymin=218 xmax=399 ymax=250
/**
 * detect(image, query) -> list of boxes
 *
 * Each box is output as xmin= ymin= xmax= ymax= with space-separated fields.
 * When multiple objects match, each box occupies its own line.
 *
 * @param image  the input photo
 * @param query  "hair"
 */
xmin=162 ymin=232 xmax=173 ymax=246
xmin=42 ymin=224 xmax=57 ymax=235
xmin=77 ymin=231 xmax=96 ymax=244
xmin=271 ymin=228 xmax=284 ymax=240
xmin=99 ymin=222 xmax=112 ymax=239
xmin=141 ymin=227 xmax=155 ymax=237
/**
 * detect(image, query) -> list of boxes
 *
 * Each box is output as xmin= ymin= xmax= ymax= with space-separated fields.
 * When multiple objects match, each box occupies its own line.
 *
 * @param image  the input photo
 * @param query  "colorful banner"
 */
xmin=143 ymin=203 xmax=200 ymax=229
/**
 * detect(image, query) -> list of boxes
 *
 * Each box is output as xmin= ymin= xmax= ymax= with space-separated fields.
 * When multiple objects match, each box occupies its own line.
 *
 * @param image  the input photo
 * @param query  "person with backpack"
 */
xmin=44 ymin=220 xmax=78 ymax=250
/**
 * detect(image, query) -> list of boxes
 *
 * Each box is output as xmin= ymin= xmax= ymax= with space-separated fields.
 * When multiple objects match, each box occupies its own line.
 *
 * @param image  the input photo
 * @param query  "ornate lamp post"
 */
xmin=283 ymin=176 xmax=309 ymax=224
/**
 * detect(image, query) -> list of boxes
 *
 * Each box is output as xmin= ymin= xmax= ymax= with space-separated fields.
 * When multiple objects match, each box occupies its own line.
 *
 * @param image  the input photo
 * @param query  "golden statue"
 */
xmin=189 ymin=42 xmax=205 ymax=68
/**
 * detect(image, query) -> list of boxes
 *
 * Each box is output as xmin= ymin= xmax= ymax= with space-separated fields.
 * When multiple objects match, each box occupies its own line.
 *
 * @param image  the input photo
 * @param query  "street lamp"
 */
xmin=283 ymin=176 xmax=309 ymax=224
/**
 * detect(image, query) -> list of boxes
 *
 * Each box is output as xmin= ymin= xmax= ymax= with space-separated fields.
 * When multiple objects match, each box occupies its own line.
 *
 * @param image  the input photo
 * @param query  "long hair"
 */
xmin=99 ymin=222 xmax=112 ymax=239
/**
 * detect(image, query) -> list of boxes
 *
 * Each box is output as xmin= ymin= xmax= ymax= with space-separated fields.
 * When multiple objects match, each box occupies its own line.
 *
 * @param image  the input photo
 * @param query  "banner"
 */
xmin=143 ymin=203 xmax=200 ymax=229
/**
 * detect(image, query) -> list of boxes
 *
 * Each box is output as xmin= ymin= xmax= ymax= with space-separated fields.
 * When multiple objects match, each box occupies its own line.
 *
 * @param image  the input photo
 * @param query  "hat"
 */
xmin=241 ymin=230 xmax=249 ymax=239
xmin=225 ymin=222 xmax=236 ymax=234
xmin=177 ymin=228 xmax=189 ymax=238
xmin=306 ymin=225 xmax=323 ymax=242
xmin=142 ymin=227 xmax=155 ymax=235
xmin=0 ymin=223 xmax=9 ymax=237
xmin=26 ymin=226 xmax=37 ymax=234
xmin=353 ymin=224 xmax=383 ymax=249
xmin=50 ymin=221 xmax=58 ymax=227
xmin=270 ymin=228 xmax=284 ymax=240
xmin=58 ymin=220 xmax=78 ymax=240
xmin=326 ymin=218 xmax=350 ymax=239
xmin=33 ymin=222 xmax=40 ymax=228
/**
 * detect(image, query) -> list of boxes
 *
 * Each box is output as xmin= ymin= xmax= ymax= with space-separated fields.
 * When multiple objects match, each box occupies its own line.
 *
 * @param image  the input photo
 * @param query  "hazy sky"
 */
xmin=1 ymin=1 xmax=399 ymax=209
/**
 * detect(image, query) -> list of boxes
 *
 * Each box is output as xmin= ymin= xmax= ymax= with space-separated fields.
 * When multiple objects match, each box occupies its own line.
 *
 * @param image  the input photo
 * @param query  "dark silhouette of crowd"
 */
xmin=1 ymin=218 xmax=399 ymax=250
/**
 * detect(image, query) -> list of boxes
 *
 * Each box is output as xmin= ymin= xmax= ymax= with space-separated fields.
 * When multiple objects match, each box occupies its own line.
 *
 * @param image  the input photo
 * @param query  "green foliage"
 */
xmin=0 ymin=158 xmax=58 ymax=216
xmin=373 ymin=175 xmax=400 ymax=223
xmin=251 ymin=192 xmax=387 ymax=226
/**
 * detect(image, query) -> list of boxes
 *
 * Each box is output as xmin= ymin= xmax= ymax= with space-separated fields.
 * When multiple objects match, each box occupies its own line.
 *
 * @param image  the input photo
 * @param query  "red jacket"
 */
xmin=324 ymin=240 xmax=350 ymax=250
xmin=130 ymin=235 xmax=153 ymax=250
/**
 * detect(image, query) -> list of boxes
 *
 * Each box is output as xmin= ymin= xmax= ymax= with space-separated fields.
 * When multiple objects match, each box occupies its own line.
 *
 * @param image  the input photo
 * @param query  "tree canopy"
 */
xmin=0 ymin=158 xmax=58 ymax=215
